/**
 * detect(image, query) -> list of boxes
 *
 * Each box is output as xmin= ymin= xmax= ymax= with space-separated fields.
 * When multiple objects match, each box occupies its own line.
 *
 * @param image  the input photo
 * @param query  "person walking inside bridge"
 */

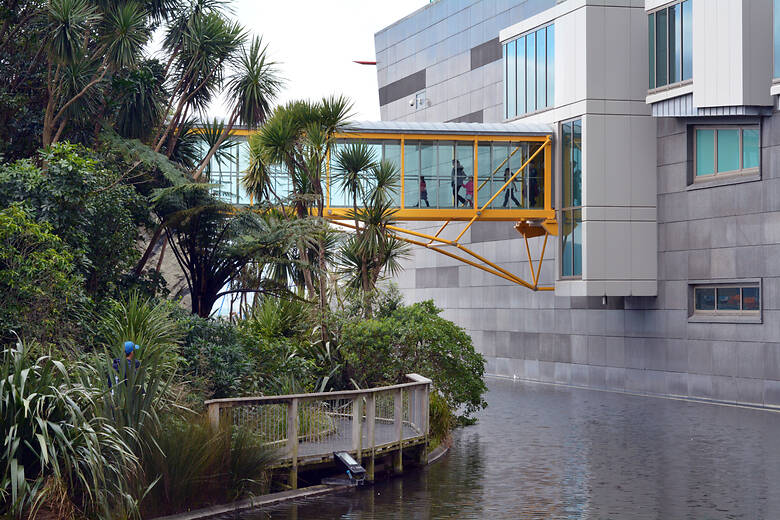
xmin=502 ymin=167 xmax=521 ymax=208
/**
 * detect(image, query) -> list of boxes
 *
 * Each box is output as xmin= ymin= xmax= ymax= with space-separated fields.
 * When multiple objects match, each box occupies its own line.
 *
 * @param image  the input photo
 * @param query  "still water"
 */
xmin=239 ymin=378 xmax=780 ymax=519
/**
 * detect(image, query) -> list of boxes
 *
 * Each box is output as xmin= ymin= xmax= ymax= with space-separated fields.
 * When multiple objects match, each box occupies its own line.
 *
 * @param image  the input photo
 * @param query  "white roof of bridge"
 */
xmin=344 ymin=120 xmax=553 ymax=136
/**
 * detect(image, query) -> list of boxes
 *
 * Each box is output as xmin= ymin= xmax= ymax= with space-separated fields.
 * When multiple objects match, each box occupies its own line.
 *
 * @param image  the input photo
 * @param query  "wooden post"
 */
xmin=207 ymin=402 xmax=220 ymax=431
xmin=352 ymin=396 xmax=363 ymax=460
xmin=417 ymin=386 xmax=429 ymax=465
xmin=287 ymin=398 xmax=298 ymax=489
xmin=393 ymin=388 xmax=403 ymax=474
xmin=366 ymin=393 xmax=376 ymax=481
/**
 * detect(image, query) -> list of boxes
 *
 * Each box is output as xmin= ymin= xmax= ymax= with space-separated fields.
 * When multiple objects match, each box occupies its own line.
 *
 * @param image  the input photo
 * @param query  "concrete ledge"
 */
xmin=150 ymin=484 xmax=351 ymax=520
xmin=427 ymin=443 xmax=450 ymax=465
xmin=487 ymin=374 xmax=780 ymax=413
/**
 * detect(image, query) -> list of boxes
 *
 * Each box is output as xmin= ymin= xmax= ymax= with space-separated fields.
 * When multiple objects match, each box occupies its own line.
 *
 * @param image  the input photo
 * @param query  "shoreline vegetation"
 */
xmin=0 ymin=1 xmax=487 ymax=518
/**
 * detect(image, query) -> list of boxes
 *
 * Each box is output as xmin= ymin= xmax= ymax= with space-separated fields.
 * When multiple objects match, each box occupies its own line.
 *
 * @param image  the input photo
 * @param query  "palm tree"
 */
xmin=191 ymin=36 xmax=281 ymax=180
xmin=43 ymin=0 xmax=153 ymax=146
xmin=247 ymin=95 xmax=353 ymax=339
xmin=338 ymin=159 xmax=409 ymax=316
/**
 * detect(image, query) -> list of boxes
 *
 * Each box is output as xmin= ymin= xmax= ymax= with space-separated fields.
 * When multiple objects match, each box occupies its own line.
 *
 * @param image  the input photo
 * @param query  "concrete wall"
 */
xmin=377 ymin=0 xmax=780 ymax=407
xmin=375 ymin=0 xmax=560 ymax=124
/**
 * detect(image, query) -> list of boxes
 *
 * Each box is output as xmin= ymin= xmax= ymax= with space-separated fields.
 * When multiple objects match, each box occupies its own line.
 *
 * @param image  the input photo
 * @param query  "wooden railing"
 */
xmin=204 ymin=374 xmax=432 ymax=488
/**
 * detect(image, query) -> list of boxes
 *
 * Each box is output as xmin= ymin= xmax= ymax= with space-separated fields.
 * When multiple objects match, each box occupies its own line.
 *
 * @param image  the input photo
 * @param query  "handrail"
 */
xmin=204 ymin=374 xmax=432 ymax=406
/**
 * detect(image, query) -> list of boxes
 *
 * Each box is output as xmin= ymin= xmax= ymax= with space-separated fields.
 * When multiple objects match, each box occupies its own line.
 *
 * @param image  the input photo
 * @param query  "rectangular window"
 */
xmin=561 ymin=119 xmax=582 ymax=278
xmin=649 ymin=0 xmax=692 ymax=90
xmin=648 ymin=13 xmax=656 ymax=89
xmin=546 ymin=25 xmax=554 ymax=107
xmin=536 ymin=28 xmax=546 ymax=109
xmin=506 ymin=40 xmax=516 ymax=119
xmin=694 ymin=125 xmax=760 ymax=179
xmin=503 ymin=23 xmax=554 ymax=119
xmin=693 ymin=284 xmax=761 ymax=318
xmin=776 ymin=0 xmax=780 ymax=78
xmin=526 ymin=31 xmax=536 ymax=113
xmin=516 ymin=37 xmax=525 ymax=115
xmin=655 ymin=9 xmax=668 ymax=87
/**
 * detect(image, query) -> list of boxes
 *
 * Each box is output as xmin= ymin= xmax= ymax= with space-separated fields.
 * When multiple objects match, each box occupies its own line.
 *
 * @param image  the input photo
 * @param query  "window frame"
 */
xmin=503 ymin=23 xmax=554 ymax=120
xmin=692 ymin=124 xmax=760 ymax=181
xmin=648 ymin=0 xmax=692 ymax=93
xmin=559 ymin=118 xmax=582 ymax=280
xmin=689 ymin=281 xmax=762 ymax=323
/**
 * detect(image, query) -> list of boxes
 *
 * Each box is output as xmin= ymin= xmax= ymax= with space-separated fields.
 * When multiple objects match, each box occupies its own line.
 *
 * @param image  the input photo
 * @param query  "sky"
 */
xmin=187 ymin=0 xmax=428 ymax=121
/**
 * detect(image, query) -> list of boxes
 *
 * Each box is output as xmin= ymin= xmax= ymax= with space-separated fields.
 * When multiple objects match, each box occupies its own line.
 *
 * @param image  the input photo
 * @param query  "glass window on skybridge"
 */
xmin=476 ymin=141 xmax=545 ymax=210
xmin=328 ymin=139 xmax=401 ymax=208
xmin=404 ymin=140 xmax=475 ymax=209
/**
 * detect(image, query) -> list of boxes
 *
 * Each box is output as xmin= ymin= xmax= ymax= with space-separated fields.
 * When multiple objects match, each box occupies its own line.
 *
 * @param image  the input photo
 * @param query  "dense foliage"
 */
xmin=0 ymin=144 xmax=146 ymax=298
xmin=0 ymin=1 xmax=488 ymax=516
xmin=0 ymin=205 xmax=83 ymax=344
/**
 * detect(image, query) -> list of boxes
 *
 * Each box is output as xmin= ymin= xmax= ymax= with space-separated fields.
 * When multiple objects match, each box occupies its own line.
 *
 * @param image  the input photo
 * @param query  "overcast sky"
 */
xmin=173 ymin=1 xmax=428 ymax=121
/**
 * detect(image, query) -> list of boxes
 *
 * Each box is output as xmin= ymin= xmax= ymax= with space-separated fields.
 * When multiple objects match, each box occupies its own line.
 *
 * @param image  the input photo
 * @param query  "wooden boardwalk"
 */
xmin=205 ymin=374 xmax=432 ymax=488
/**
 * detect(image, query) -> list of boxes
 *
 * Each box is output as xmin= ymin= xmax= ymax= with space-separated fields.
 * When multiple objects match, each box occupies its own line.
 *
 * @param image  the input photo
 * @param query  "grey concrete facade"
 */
xmin=375 ymin=0 xmax=780 ymax=407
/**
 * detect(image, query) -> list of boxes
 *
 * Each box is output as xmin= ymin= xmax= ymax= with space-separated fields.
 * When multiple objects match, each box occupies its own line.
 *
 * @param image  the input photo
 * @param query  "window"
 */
xmin=693 ymin=284 xmax=761 ymax=318
xmin=504 ymin=24 xmax=554 ymax=119
xmin=202 ymin=138 xmax=252 ymax=205
xmin=775 ymin=0 xmax=780 ymax=78
xmin=648 ymin=0 xmax=692 ymax=90
xmin=560 ymin=119 xmax=582 ymax=278
xmin=694 ymin=126 xmax=759 ymax=179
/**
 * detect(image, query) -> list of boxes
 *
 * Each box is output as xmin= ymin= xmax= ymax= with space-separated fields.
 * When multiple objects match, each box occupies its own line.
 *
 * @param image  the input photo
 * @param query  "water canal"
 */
xmin=237 ymin=377 xmax=780 ymax=519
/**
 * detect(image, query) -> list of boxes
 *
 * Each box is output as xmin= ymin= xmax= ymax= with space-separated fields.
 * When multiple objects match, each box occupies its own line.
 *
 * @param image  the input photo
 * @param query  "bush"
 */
xmin=139 ymin=416 xmax=276 ymax=517
xmin=0 ymin=144 xmax=148 ymax=301
xmin=429 ymin=390 xmax=455 ymax=450
xmin=0 ymin=204 xmax=84 ymax=344
xmin=339 ymin=299 xmax=487 ymax=419
xmin=178 ymin=314 xmax=255 ymax=400
xmin=0 ymin=340 xmax=137 ymax=519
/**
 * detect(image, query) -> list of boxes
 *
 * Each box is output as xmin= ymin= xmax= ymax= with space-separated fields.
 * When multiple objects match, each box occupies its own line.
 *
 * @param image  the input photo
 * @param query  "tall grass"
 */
xmin=0 ymin=340 xmax=138 ymax=519
xmin=140 ymin=416 xmax=277 ymax=517
xmin=94 ymin=292 xmax=183 ymax=450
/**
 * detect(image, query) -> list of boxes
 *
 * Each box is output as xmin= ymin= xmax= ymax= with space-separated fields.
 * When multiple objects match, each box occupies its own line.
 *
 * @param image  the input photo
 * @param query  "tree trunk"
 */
xmin=133 ymin=224 xmax=165 ymax=276
xmin=192 ymin=109 xmax=239 ymax=181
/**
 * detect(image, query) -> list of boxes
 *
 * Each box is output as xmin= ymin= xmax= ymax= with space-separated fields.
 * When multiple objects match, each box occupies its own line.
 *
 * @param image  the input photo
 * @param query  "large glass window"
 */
xmin=561 ymin=119 xmax=582 ymax=278
xmin=648 ymin=0 xmax=692 ymax=90
xmin=506 ymin=40 xmax=516 ymax=119
xmin=693 ymin=284 xmax=761 ymax=317
xmin=694 ymin=126 xmax=760 ymax=179
xmin=503 ymin=24 xmax=554 ymax=119
xmin=203 ymin=138 xmax=252 ymax=205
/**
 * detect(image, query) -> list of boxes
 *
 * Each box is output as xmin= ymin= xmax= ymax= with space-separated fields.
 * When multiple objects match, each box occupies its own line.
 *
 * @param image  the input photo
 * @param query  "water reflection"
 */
xmin=236 ymin=378 xmax=780 ymax=519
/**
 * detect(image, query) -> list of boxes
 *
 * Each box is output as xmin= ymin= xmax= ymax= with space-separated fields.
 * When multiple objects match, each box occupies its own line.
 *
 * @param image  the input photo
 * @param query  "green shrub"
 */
xmin=428 ymin=390 xmax=455 ymax=450
xmin=0 ymin=340 xmax=137 ymax=519
xmin=0 ymin=204 xmax=84 ymax=344
xmin=139 ymin=416 xmax=276 ymax=517
xmin=178 ymin=314 xmax=254 ymax=399
xmin=93 ymin=293 xmax=182 ymax=454
xmin=0 ymin=144 xmax=148 ymax=301
xmin=338 ymin=299 xmax=487 ymax=419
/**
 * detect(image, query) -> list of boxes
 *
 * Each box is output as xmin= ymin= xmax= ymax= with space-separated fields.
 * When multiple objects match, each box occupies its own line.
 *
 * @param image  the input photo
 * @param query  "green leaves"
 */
xmin=0 ymin=339 xmax=139 ymax=519
xmin=102 ymin=2 xmax=150 ymax=69
xmin=47 ymin=0 xmax=99 ymax=65
xmin=227 ymin=36 xmax=282 ymax=128
xmin=338 ymin=299 xmax=487 ymax=419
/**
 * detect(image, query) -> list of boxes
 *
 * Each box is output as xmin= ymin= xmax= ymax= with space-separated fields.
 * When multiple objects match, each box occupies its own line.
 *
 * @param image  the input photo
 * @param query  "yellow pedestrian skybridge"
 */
xmin=225 ymin=121 xmax=557 ymax=291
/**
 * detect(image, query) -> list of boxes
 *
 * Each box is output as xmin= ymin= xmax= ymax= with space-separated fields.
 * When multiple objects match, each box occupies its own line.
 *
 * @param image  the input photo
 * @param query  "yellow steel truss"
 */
xmin=227 ymin=127 xmax=557 ymax=291
xmin=328 ymin=136 xmax=557 ymax=291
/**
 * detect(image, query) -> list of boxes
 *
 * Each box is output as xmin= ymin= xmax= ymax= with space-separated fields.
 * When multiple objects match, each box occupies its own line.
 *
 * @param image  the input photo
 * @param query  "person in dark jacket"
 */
xmin=109 ymin=341 xmax=141 ymax=390
xmin=450 ymin=160 xmax=467 ymax=206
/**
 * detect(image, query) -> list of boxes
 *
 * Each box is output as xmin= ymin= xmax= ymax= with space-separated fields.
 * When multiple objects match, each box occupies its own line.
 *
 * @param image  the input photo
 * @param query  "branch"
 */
xmin=51 ymin=60 xmax=109 ymax=139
